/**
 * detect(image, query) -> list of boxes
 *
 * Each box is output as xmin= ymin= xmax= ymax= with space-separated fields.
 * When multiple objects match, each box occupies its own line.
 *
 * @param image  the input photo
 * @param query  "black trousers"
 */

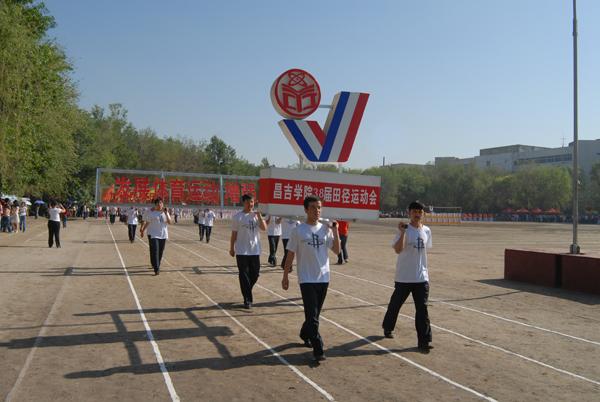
xmin=148 ymin=237 xmax=166 ymax=273
xmin=128 ymin=224 xmax=137 ymax=242
xmin=48 ymin=221 xmax=61 ymax=247
xmin=281 ymin=238 xmax=289 ymax=268
xmin=300 ymin=283 xmax=329 ymax=356
xmin=198 ymin=224 xmax=205 ymax=240
xmin=337 ymin=234 xmax=348 ymax=263
xmin=268 ymin=235 xmax=280 ymax=265
xmin=236 ymin=255 xmax=260 ymax=304
xmin=204 ymin=225 xmax=212 ymax=242
xmin=109 ymin=214 xmax=116 ymax=224
xmin=382 ymin=282 xmax=432 ymax=345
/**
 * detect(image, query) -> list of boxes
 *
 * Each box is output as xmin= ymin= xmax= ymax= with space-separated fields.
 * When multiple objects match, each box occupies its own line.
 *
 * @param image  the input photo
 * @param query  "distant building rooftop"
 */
xmin=479 ymin=144 xmax=551 ymax=156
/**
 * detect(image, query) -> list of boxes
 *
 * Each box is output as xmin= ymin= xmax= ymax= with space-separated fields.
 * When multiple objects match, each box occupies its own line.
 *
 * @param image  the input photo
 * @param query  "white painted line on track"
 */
xmin=4 ymin=269 xmax=70 ymax=402
xmin=166 ymin=233 xmax=497 ymax=401
xmin=174 ymin=226 xmax=600 ymax=347
xmin=107 ymin=224 xmax=180 ymax=402
xmin=134 ymin=236 xmax=335 ymax=401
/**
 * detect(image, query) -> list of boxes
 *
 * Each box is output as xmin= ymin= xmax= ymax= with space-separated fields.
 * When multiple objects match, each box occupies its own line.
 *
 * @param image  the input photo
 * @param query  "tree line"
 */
xmin=2 ymin=0 xmax=597 ymax=213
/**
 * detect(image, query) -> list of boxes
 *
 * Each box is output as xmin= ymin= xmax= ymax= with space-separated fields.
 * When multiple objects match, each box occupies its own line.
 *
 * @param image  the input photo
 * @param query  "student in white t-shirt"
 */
xmin=140 ymin=198 xmax=171 ymax=275
xmin=197 ymin=208 xmax=206 ymax=241
xmin=109 ymin=206 xmax=117 ymax=225
xmin=280 ymin=217 xmax=300 ymax=269
xmin=382 ymin=201 xmax=433 ymax=353
xmin=229 ymin=194 xmax=266 ymax=309
xmin=203 ymin=208 xmax=216 ymax=243
xmin=47 ymin=201 xmax=66 ymax=248
xmin=126 ymin=206 xmax=139 ymax=243
xmin=19 ymin=202 xmax=27 ymax=232
xmin=282 ymin=195 xmax=341 ymax=362
xmin=266 ymin=215 xmax=282 ymax=266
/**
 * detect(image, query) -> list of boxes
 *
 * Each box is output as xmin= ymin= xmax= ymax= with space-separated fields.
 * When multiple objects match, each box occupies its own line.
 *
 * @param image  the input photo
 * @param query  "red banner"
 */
xmin=259 ymin=178 xmax=380 ymax=210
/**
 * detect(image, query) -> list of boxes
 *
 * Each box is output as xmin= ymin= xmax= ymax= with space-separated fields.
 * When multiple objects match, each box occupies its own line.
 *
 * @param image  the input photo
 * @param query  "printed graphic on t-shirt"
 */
xmin=242 ymin=220 xmax=256 ymax=232
xmin=306 ymin=233 xmax=325 ymax=249
xmin=414 ymin=237 xmax=425 ymax=250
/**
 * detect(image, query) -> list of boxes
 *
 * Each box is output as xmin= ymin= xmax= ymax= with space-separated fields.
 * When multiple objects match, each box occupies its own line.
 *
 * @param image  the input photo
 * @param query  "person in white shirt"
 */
xmin=19 ymin=202 xmax=27 ymax=232
xmin=282 ymin=195 xmax=340 ymax=362
xmin=229 ymin=194 xmax=266 ymax=309
xmin=47 ymin=201 xmax=66 ymax=248
xmin=203 ymin=208 xmax=216 ymax=243
xmin=109 ymin=206 xmax=117 ymax=225
xmin=382 ymin=201 xmax=433 ymax=353
xmin=280 ymin=217 xmax=299 ymax=269
xmin=126 ymin=206 xmax=139 ymax=243
xmin=140 ymin=198 xmax=172 ymax=275
xmin=266 ymin=215 xmax=282 ymax=266
xmin=174 ymin=207 xmax=180 ymax=224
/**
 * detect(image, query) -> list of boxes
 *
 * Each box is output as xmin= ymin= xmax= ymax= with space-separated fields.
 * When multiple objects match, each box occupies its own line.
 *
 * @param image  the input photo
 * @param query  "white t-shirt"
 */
xmin=109 ymin=206 xmax=117 ymax=215
xmin=231 ymin=211 xmax=261 ymax=255
xmin=287 ymin=222 xmax=334 ymax=284
xmin=281 ymin=218 xmax=299 ymax=240
xmin=392 ymin=225 xmax=432 ymax=283
xmin=19 ymin=206 xmax=27 ymax=216
xmin=126 ymin=208 xmax=138 ymax=225
xmin=267 ymin=215 xmax=282 ymax=236
xmin=48 ymin=207 xmax=62 ymax=222
xmin=204 ymin=210 xmax=216 ymax=227
xmin=145 ymin=210 xmax=169 ymax=239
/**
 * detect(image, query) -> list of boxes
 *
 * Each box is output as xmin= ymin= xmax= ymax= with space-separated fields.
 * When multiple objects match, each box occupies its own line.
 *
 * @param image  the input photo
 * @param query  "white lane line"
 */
xmin=175 ymin=226 xmax=600 ymax=347
xmin=134 ymin=237 xmax=335 ymax=401
xmin=167 ymin=234 xmax=496 ymax=401
xmin=169 ymin=227 xmax=600 ymax=387
xmin=107 ymin=225 xmax=180 ymax=402
xmin=4 ymin=271 xmax=70 ymax=402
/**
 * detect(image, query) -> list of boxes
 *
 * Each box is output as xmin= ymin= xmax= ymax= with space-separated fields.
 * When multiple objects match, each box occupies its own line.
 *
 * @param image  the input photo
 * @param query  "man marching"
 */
xmin=382 ymin=201 xmax=433 ymax=353
xmin=282 ymin=195 xmax=340 ymax=362
xmin=229 ymin=194 xmax=266 ymax=309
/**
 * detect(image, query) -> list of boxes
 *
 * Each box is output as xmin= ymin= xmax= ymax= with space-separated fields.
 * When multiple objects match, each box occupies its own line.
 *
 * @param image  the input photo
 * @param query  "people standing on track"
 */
xmin=19 ymin=201 xmax=27 ymax=232
xmin=109 ymin=205 xmax=117 ymax=224
xmin=126 ymin=206 xmax=139 ymax=243
xmin=47 ymin=201 xmax=66 ymax=248
xmin=0 ymin=200 xmax=6 ymax=232
xmin=10 ymin=201 xmax=20 ymax=233
xmin=229 ymin=193 xmax=266 ymax=309
xmin=140 ymin=198 xmax=171 ymax=275
xmin=174 ymin=207 xmax=180 ymax=224
xmin=61 ymin=207 xmax=68 ymax=228
xmin=382 ymin=201 xmax=433 ymax=353
xmin=336 ymin=220 xmax=350 ymax=264
xmin=203 ymin=208 xmax=216 ymax=243
xmin=280 ymin=217 xmax=299 ymax=269
xmin=282 ymin=195 xmax=340 ymax=362
xmin=266 ymin=215 xmax=282 ymax=266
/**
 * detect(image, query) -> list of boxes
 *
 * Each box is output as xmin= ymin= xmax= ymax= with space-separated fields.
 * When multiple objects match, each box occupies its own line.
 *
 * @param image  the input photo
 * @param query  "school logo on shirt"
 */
xmin=306 ymin=233 xmax=324 ymax=249
xmin=271 ymin=68 xmax=369 ymax=163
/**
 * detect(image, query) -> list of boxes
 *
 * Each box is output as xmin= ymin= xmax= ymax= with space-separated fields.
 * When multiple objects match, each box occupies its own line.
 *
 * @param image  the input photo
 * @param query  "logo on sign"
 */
xmin=271 ymin=68 xmax=369 ymax=163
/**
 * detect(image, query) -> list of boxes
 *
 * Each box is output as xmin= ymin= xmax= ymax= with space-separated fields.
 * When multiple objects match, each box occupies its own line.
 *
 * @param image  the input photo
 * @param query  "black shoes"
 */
xmin=301 ymin=338 xmax=312 ymax=348
xmin=313 ymin=353 xmax=326 ymax=362
xmin=243 ymin=302 xmax=252 ymax=309
xmin=384 ymin=330 xmax=394 ymax=339
xmin=418 ymin=343 xmax=433 ymax=354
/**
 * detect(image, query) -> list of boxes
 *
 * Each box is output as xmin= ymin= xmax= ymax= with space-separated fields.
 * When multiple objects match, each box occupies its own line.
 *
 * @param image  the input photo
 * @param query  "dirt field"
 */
xmin=1 ymin=217 xmax=599 ymax=401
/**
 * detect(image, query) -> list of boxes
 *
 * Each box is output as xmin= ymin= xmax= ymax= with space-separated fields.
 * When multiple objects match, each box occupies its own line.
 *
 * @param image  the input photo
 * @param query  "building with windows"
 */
xmin=434 ymin=139 xmax=600 ymax=175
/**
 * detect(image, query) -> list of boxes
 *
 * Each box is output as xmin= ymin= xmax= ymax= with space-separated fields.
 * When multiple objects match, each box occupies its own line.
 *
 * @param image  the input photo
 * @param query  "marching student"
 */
xmin=229 ymin=194 xmax=266 ymax=309
xmin=280 ymin=217 xmax=299 ymax=269
xmin=47 ymin=201 xmax=66 ymax=248
xmin=198 ymin=208 xmax=206 ymax=241
xmin=126 ymin=206 xmax=139 ymax=243
xmin=382 ymin=201 xmax=433 ymax=353
xmin=204 ymin=208 xmax=216 ymax=243
xmin=140 ymin=198 xmax=171 ymax=275
xmin=109 ymin=205 xmax=117 ymax=224
xmin=282 ymin=195 xmax=341 ymax=362
xmin=266 ymin=215 xmax=282 ymax=266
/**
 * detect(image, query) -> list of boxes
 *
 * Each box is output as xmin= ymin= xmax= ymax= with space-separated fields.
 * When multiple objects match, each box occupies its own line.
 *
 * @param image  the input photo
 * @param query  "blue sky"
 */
xmin=45 ymin=0 xmax=600 ymax=169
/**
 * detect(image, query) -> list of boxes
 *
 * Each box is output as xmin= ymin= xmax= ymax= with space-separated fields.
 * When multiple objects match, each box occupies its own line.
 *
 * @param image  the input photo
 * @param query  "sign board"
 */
xmin=258 ymin=167 xmax=380 ymax=220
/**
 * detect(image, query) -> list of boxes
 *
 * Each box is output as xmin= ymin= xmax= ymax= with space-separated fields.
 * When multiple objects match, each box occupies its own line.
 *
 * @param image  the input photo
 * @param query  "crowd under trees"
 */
xmin=1 ymin=0 xmax=598 ymax=214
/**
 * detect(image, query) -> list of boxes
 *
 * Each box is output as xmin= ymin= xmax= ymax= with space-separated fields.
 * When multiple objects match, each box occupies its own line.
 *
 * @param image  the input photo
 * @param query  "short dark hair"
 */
xmin=49 ymin=200 xmax=57 ymax=208
xmin=241 ymin=193 xmax=254 ymax=203
xmin=153 ymin=197 xmax=163 ymax=204
xmin=303 ymin=195 xmax=321 ymax=210
xmin=408 ymin=201 xmax=425 ymax=211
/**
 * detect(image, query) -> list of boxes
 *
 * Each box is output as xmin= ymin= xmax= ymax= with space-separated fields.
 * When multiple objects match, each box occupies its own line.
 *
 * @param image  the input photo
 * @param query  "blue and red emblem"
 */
xmin=271 ymin=69 xmax=369 ymax=163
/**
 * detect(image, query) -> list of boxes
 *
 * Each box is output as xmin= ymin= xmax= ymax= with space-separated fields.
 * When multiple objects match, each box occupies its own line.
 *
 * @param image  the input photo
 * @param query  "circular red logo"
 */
xmin=270 ymin=69 xmax=321 ymax=119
